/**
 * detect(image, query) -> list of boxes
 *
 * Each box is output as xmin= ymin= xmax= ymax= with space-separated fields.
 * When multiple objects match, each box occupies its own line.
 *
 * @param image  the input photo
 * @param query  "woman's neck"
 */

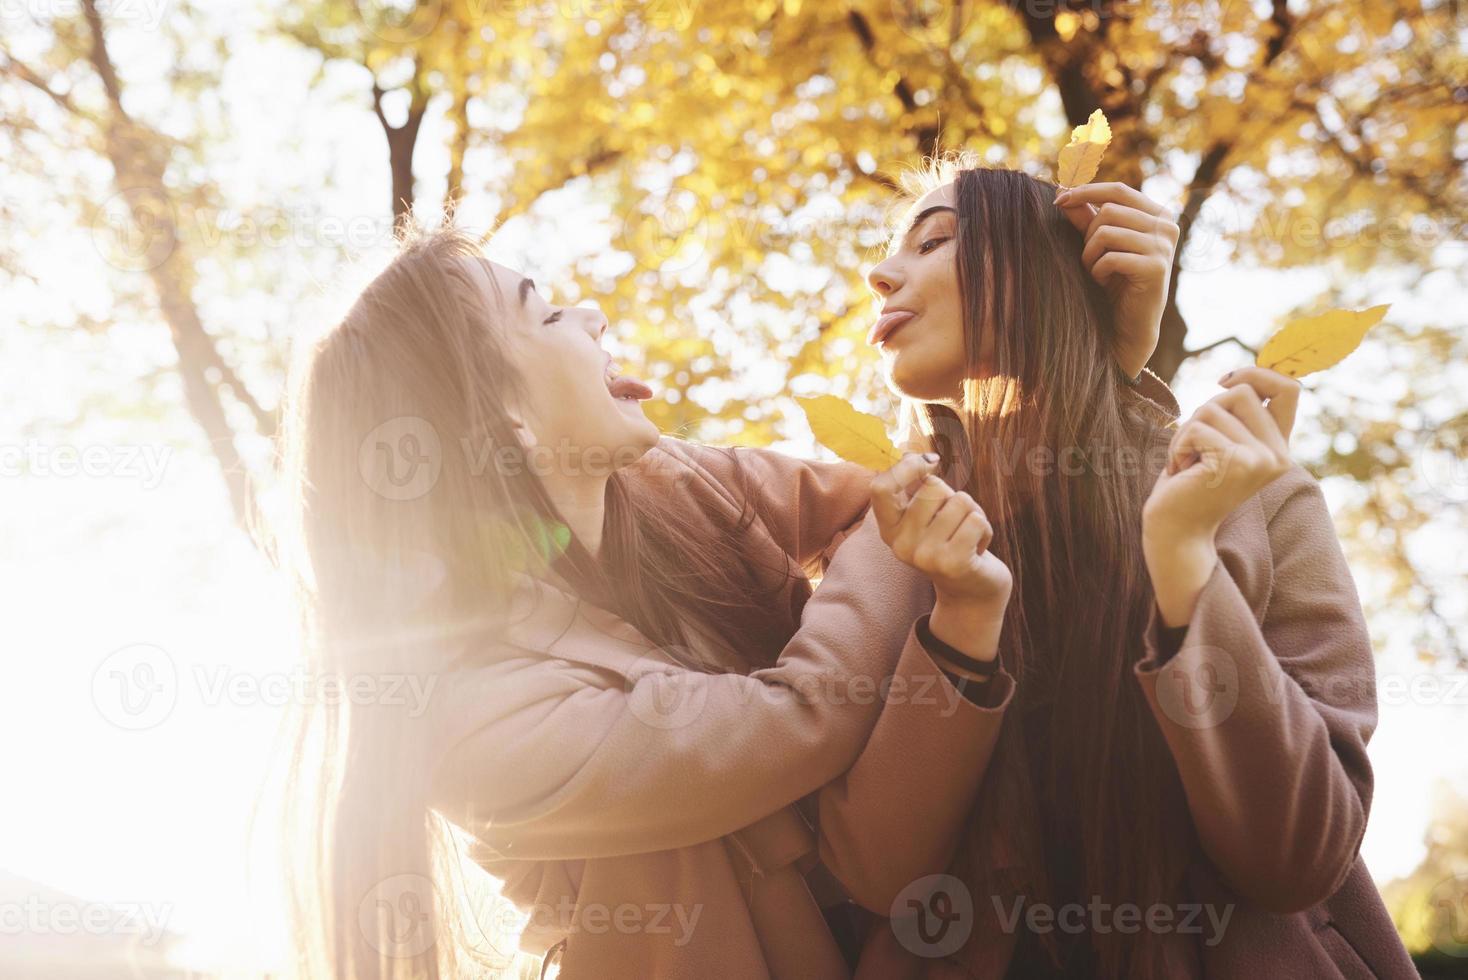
xmin=541 ymin=471 xmax=610 ymax=558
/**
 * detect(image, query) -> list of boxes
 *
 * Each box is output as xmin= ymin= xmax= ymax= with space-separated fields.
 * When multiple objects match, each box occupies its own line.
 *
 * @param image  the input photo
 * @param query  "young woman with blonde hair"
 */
xmin=276 ymin=176 xmax=1178 ymax=979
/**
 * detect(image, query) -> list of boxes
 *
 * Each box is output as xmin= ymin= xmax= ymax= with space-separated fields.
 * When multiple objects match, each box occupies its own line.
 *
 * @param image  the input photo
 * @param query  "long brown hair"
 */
xmin=276 ymin=226 xmax=788 ymax=979
xmin=902 ymin=160 xmax=1189 ymax=976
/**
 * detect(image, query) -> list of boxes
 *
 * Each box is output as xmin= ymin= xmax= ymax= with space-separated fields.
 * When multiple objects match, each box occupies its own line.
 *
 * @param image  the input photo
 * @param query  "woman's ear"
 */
xmin=503 ymin=406 xmax=539 ymax=450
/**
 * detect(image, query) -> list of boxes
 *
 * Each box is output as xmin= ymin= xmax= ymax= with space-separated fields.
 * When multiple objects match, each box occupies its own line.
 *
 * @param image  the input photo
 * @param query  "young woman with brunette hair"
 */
xmin=847 ymin=157 xmax=1415 ymax=978
xmin=276 ymin=165 xmax=1177 ymax=975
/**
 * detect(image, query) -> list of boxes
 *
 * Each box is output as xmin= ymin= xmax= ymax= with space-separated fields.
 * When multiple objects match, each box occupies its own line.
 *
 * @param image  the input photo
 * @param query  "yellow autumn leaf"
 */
xmin=1056 ymin=109 xmax=1112 ymax=187
xmin=796 ymin=395 xmax=903 ymax=471
xmin=1255 ymin=305 xmax=1391 ymax=379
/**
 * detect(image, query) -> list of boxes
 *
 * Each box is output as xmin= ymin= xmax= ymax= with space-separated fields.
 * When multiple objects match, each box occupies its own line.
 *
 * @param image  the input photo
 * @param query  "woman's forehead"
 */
xmin=457 ymin=256 xmax=522 ymax=305
xmin=912 ymin=182 xmax=956 ymax=216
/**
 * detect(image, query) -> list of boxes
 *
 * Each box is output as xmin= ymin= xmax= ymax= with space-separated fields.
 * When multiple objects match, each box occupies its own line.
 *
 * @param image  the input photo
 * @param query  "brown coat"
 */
xmin=851 ymin=372 xmax=1416 ymax=979
xmin=427 ymin=438 xmax=1012 ymax=980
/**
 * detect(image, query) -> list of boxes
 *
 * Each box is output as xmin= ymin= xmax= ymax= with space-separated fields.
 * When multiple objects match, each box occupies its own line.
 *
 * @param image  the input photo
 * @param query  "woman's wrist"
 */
xmin=1142 ymin=527 xmax=1219 ymax=628
xmin=929 ymin=594 xmax=1006 ymax=663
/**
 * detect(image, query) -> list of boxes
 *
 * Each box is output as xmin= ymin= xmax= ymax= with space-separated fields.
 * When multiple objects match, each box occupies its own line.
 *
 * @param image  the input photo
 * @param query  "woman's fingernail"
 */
xmin=1054 ymin=191 xmax=1070 ymax=204
xmin=1220 ymin=371 xmax=1234 ymax=383
xmin=923 ymin=452 xmax=940 ymax=463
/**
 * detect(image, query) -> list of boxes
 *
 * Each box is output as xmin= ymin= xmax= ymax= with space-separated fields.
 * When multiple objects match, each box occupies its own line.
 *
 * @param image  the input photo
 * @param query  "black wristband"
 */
xmin=1118 ymin=361 xmax=1142 ymax=388
xmin=916 ymin=614 xmax=1000 ymax=678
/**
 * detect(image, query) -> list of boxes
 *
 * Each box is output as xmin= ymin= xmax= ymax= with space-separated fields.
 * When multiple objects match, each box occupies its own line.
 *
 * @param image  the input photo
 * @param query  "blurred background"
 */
xmin=1 ymin=0 xmax=1465 ymax=976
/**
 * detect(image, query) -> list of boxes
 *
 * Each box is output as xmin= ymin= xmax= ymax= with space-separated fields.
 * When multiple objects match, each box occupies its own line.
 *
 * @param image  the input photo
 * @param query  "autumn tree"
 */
xmin=288 ymin=0 xmax=1463 ymax=661
xmin=1 ymin=0 xmax=276 ymax=532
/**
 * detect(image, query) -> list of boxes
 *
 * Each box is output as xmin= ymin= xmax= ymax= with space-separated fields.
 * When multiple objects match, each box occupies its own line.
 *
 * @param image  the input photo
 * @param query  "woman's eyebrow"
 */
xmin=906 ymin=205 xmax=956 ymax=235
xmin=517 ymin=277 xmax=535 ymax=306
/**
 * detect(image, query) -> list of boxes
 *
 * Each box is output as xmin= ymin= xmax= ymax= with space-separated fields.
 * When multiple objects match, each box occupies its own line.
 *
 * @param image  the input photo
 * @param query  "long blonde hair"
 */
xmin=275 ymin=227 xmax=788 ymax=978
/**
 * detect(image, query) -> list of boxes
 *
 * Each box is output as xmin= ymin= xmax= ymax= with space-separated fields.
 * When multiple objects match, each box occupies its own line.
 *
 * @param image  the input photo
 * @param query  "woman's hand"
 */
xmin=872 ymin=455 xmax=1011 ymax=661
xmin=1142 ymin=367 xmax=1302 ymax=627
xmin=1055 ymin=182 xmax=1179 ymax=380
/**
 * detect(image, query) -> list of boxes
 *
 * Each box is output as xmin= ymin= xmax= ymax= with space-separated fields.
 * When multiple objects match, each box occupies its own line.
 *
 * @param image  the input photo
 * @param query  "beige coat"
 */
xmin=430 ymin=372 xmax=1414 ymax=979
xmin=850 ymin=373 xmax=1417 ymax=979
xmin=428 ymin=437 xmax=1012 ymax=979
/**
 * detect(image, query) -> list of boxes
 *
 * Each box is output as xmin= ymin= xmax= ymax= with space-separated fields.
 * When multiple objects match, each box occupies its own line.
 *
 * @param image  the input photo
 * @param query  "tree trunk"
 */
xmin=82 ymin=0 xmax=261 ymax=534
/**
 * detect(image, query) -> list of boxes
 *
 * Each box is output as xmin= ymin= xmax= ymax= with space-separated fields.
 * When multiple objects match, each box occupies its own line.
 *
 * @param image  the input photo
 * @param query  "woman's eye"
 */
xmin=543 ymin=309 xmax=563 ymax=325
xmin=918 ymin=237 xmax=949 ymax=254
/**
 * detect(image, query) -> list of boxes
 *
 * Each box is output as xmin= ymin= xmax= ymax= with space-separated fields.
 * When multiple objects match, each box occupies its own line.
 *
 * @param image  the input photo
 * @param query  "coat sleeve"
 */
xmin=646 ymin=438 xmax=874 ymax=573
xmin=464 ymin=851 xmax=581 ymax=956
xmin=428 ymin=509 xmax=936 ymax=862
xmin=1133 ymin=466 xmax=1376 ymax=913
xmin=815 ymin=619 xmax=1015 ymax=914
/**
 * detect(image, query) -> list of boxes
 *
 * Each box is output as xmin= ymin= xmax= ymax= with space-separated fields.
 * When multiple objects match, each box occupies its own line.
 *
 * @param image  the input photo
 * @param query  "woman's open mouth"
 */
xmin=607 ymin=373 xmax=654 ymax=403
xmin=867 ymin=309 xmax=917 ymax=347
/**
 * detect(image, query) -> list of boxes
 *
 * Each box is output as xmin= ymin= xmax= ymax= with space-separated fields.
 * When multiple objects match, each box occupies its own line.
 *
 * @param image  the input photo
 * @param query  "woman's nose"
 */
xmin=866 ymin=258 xmax=900 ymax=297
xmin=581 ymin=307 xmax=608 ymax=341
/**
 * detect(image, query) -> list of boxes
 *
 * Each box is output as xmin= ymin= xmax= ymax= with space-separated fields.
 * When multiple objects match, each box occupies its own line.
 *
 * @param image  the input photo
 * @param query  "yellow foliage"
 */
xmin=1256 ymin=305 xmax=1391 ymax=379
xmin=796 ymin=395 xmax=902 ymax=470
xmin=1056 ymin=109 xmax=1111 ymax=187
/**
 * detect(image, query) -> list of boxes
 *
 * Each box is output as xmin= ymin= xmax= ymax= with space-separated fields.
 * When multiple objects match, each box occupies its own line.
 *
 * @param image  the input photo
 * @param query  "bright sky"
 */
xmin=1 ymin=2 xmax=1464 ymax=975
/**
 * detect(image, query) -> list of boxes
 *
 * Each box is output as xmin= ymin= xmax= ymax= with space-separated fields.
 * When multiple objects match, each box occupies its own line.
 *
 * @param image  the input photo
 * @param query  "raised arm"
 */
xmin=1138 ymin=367 xmax=1372 ymax=912
xmin=428 ymin=455 xmax=941 ymax=862
xmin=1136 ymin=468 xmax=1375 ymax=912
xmin=644 ymin=437 xmax=873 ymax=572
xmin=817 ymin=467 xmax=1016 ymax=912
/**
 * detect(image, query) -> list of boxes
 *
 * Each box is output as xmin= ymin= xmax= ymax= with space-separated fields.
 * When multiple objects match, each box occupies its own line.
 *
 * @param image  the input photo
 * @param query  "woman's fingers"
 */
xmin=891 ymin=475 xmax=952 ymax=554
xmin=914 ymin=492 xmax=977 ymax=566
xmin=1090 ymin=251 xmax=1168 ymax=289
xmin=1220 ymin=367 xmax=1302 ymax=443
xmin=1055 ymin=181 xmax=1173 ymax=219
xmin=1081 ymin=226 xmax=1157 ymax=272
xmin=1057 ymin=199 xmax=1099 ymax=235
xmin=1084 ymin=202 xmax=1177 ymax=244
xmin=1195 ymin=399 xmax=1258 ymax=449
xmin=871 ymin=453 xmax=940 ymax=535
xmin=1168 ymin=419 xmax=1231 ymax=476
xmin=1212 ymin=384 xmax=1288 ymax=456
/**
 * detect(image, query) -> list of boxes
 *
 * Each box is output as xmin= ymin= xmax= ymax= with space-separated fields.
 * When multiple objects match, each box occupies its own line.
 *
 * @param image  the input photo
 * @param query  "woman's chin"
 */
xmin=885 ymin=352 xmax=962 ymax=403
